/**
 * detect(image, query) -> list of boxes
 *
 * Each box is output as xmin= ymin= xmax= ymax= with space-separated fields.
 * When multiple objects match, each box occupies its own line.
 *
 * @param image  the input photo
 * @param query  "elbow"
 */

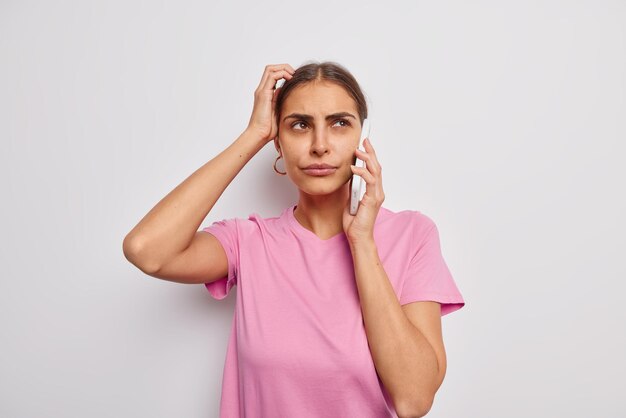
xmin=123 ymin=234 xmax=161 ymax=275
xmin=122 ymin=234 xmax=137 ymax=264
xmin=395 ymin=396 xmax=434 ymax=418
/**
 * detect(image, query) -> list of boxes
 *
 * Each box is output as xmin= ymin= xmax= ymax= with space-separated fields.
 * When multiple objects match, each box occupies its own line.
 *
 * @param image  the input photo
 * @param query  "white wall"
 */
xmin=1 ymin=0 xmax=624 ymax=416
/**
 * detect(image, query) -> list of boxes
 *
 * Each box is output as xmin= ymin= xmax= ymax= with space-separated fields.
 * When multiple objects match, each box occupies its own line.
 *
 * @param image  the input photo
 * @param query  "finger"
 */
xmin=357 ymin=142 xmax=381 ymax=172
xmin=258 ymin=70 xmax=290 ymax=93
xmin=258 ymin=64 xmax=295 ymax=89
xmin=362 ymin=137 xmax=377 ymax=158
xmin=350 ymin=165 xmax=375 ymax=185
xmin=266 ymin=63 xmax=296 ymax=74
xmin=351 ymin=165 xmax=385 ymax=202
xmin=272 ymin=87 xmax=282 ymax=103
xmin=261 ymin=69 xmax=293 ymax=93
xmin=355 ymin=148 xmax=380 ymax=173
xmin=256 ymin=66 xmax=293 ymax=93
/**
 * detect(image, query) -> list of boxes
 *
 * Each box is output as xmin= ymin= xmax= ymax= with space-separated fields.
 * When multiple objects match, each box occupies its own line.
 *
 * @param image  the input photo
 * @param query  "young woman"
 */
xmin=123 ymin=61 xmax=466 ymax=418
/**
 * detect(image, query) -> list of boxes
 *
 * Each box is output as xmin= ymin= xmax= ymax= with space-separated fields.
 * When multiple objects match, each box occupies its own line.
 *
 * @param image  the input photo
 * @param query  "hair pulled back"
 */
xmin=274 ymin=61 xmax=368 ymax=133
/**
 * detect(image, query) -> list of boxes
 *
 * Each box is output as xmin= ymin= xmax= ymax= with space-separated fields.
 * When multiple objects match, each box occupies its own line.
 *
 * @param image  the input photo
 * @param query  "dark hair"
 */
xmin=275 ymin=61 xmax=368 ymax=131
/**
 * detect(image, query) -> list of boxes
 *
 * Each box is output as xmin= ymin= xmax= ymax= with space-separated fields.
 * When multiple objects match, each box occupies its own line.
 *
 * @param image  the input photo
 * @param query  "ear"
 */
xmin=274 ymin=136 xmax=281 ymax=154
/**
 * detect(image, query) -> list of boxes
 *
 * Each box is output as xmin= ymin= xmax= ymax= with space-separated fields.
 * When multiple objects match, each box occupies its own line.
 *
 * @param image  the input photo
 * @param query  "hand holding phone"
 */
xmin=350 ymin=119 xmax=370 ymax=215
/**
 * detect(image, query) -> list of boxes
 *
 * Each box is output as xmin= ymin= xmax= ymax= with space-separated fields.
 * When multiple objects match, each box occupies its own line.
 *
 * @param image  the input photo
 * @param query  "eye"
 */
xmin=333 ymin=119 xmax=351 ymax=128
xmin=292 ymin=121 xmax=308 ymax=130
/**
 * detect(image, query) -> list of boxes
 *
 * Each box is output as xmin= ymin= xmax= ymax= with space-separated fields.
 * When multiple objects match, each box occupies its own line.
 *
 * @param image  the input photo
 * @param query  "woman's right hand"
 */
xmin=247 ymin=64 xmax=296 ymax=144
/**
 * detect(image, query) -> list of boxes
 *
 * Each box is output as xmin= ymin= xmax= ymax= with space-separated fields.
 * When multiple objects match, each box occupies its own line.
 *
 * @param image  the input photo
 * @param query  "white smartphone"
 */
xmin=350 ymin=118 xmax=370 ymax=215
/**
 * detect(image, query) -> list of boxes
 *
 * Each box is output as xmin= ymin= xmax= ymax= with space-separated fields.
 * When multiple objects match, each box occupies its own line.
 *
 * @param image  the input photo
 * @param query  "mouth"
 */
xmin=302 ymin=167 xmax=338 ymax=176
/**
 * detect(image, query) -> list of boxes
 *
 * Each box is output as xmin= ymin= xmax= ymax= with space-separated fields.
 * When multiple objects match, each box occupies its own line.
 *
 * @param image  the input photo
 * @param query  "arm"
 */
xmin=122 ymin=63 xmax=296 ymax=274
xmin=349 ymin=239 xmax=445 ymax=418
xmin=122 ymin=128 xmax=265 ymax=273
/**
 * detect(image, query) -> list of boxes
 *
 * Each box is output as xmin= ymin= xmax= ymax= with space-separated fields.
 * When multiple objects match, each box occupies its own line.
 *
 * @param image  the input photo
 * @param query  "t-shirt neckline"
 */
xmin=285 ymin=204 xmax=347 ymax=244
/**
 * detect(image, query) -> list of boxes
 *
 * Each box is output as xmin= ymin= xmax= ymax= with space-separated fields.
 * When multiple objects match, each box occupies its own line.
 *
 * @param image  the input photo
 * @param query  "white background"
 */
xmin=1 ymin=0 xmax=624 ymax=416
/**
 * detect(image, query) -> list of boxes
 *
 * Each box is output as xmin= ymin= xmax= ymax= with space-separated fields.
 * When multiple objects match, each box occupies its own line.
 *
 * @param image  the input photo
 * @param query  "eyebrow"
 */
xmin=282 ymin=112 xmax=357 ymax=123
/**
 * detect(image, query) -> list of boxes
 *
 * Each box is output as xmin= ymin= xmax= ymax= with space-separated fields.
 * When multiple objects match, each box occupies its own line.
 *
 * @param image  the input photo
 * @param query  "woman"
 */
xmin=123 ymin=61 xmax=466 ymax=418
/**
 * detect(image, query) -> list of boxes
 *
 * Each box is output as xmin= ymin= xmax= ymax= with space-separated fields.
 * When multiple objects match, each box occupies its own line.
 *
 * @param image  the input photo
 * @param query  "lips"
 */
xmin=304 ymin=163 xmax=337 ymax=169
xmin=301 ymin=162 xmax=339 ymax=176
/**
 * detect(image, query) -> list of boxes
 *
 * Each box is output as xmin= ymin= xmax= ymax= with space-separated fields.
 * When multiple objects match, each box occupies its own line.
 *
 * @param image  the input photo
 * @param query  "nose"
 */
xmin=311 ymin=127 xmax=330 ymax=156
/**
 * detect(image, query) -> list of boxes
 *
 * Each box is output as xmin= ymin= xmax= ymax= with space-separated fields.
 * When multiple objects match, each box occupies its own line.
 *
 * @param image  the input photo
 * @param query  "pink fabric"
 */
xmin=202 ymin=204 xmax=465 ymax=417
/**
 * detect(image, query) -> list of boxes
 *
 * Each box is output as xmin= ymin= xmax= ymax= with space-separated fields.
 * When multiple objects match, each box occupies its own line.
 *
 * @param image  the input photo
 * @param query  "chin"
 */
xmin=297 ymin=178 xmax=350 ymax=195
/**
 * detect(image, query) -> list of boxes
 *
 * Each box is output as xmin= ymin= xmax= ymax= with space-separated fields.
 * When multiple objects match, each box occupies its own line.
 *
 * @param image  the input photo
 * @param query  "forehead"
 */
xmin=283 ymin=81 xmax=358 ymax=114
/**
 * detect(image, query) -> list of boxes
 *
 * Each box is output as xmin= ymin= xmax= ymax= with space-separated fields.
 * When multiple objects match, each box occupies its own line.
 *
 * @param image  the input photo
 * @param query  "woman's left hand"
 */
xmin=343 ymin=137 xmax=385 ymax=244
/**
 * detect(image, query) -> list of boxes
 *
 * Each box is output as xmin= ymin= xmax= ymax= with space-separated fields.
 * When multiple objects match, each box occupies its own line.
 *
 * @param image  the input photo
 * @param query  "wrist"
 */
xmin=244 ymin=125 xmax=271 ymax=144
xmin=347 ymin=235 xmax=376 ymax=250
xmin=240 ymin=127 xmax=270 ymax=148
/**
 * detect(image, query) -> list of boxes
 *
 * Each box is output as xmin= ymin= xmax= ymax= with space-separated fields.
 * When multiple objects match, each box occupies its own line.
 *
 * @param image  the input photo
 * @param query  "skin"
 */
xmin=251 ymin=65 xmax=446 ymax=416
xmin=123 ymin=62 xmax=446 ymax=415
xmin=273 ymin=80 xmax=383 ymax=243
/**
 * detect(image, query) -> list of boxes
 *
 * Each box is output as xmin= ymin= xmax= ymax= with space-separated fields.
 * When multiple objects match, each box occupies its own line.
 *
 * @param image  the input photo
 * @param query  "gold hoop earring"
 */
xmin=273 ymin=154 xmax=287 ymax=175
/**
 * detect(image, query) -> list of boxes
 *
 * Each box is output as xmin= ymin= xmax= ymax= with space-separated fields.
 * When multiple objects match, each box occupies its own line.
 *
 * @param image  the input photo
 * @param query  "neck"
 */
xmin=293 ymin=183 xmax=350 ymax=239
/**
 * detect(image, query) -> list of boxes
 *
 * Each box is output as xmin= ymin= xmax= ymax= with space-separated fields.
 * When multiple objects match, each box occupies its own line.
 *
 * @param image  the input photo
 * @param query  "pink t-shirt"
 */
xmin=201 ymin=204 xmax=465 ymax=417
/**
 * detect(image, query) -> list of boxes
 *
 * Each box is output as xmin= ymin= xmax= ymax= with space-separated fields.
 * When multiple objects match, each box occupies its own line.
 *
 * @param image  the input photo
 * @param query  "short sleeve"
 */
xmin=399 ymin=214 xmax=466 ymax=316
xmin=200 ymin=217 xmax=240 ymax=300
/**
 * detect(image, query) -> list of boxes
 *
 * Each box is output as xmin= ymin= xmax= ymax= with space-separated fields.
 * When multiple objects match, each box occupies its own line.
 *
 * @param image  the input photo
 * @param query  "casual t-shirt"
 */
xmin=201 ymin=203 xmax=465 ymax=418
